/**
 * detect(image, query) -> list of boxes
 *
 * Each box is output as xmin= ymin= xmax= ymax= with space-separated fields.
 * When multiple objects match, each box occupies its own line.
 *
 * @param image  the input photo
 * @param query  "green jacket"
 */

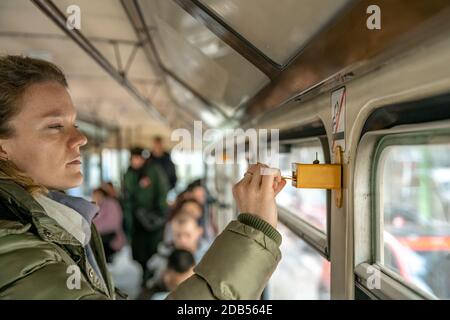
xmin=0 ymin=179 xmax=282 ymax=300
xmin=123 ymin=162 xmax=170 ymax=269
xmin=123 ymin=162 xmax=169 ymax=227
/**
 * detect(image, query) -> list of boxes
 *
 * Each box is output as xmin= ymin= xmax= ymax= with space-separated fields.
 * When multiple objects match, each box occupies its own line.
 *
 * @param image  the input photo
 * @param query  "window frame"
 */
xmin=373 ymin=130 xmax=450 ymax=268
xmin=354 ymin=120 xmax=450 ymax=300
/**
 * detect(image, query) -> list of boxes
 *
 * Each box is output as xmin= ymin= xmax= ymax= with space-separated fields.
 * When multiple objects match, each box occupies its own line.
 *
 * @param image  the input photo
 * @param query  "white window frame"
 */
xmin=354 ymin=119 xmax=450 ymax=300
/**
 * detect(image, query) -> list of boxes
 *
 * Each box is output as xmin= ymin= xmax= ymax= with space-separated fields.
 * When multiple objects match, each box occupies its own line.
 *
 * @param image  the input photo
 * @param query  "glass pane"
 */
xmin=276 ymin=140 xmax=327 ymax=232
xmin=138 ymin=0 xmax=269 ymax=111
xmin=268 ymin=223 xmax=330 ymax=299
xmin=378 ymin=142 xmax=450 ymax=299
xmin=171 ymin=150 xmax=205 ymax=189
xmin=200 ymin=0 xmax=352 ymax=64
xmin=165 ymin=77 xmax=224 ymax=127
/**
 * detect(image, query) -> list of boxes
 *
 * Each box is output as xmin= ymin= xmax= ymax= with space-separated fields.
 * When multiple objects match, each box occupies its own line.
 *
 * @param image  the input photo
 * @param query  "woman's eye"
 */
xmin=48 ymin=125 xmax=64 ymax=130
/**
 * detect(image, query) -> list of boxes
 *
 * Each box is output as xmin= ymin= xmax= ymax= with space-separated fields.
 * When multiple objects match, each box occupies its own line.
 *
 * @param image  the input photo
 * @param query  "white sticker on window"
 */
xmin=331 ymin=87 xmax=346 ymax=152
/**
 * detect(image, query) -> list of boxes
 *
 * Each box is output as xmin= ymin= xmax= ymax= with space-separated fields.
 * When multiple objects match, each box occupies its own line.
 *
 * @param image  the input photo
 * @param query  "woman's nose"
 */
xmin=69 ymin=127 xmax=88 ymax=149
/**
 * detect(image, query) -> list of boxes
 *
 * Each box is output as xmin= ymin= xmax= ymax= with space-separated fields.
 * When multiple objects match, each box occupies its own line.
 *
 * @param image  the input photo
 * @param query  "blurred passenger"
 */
xmin=173 ymin=180 xmax=206 ymax=205
xmin=123 ymin=147 xmax=169 ymax=284
xmin=150 ymin=249 xmax=195 ymax=300
xmin=171 ymin=215 xmax=208 ymax=261
xmin=92 ymin=188 xmax=126 ymax=263
xmin=139 ymin=249 xmax=195 ymax=300
xmin=169 ymin=198 xmax=203 ymax=221
xmin=170 ymin=199 xmax=210 ymax=259
xmin=179 ymin=179 xmax=216 ymax=241
xmin=184 ymin=179 xmax=207 ymax=205
xmin=144 ymin=213 xmax=208 ymax=295
xmin=149 ymin=136 xmax=177 ymax=191
xmin=173 ymin=190 xmax=188 ymax=205
xmin=101 ymin=181 xmax=128 ymax=241
xmin=163 ymin=197 xmax=203 ymax=243
xmin=101 ymin=181 xmax=118 ymax=199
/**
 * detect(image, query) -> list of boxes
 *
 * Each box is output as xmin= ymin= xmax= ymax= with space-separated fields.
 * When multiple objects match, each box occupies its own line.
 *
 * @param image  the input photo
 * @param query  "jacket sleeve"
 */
xmin=150 ymin=164 xmax=169 ymax=216
xmin=122 ymin=171 xmax=135 ymax=222
xmin=166 ymin=216 xmax=282 ymax=300
xmin=166 ymin=154 xmax=177 ymax=190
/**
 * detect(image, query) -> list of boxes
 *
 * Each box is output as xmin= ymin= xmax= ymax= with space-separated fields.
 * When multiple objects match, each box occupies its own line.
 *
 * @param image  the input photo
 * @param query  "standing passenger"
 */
xmin=123 ymin=147 xmax=169 ymax=283
xmin=149 ymin=136 xmax=177 ymax=191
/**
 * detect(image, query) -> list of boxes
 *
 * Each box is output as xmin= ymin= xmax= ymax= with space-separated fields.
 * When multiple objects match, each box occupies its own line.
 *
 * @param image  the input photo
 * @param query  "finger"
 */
xmin=250 ymin=163 xmax=265 ymax=188
xmin=241 ymin=164 xmax=259 ymax=185
xmin=247 ymin=164 xmax=260 ymax=173
xmin=274 ymin=178 xmax=287 ymax=196
xmin=240 ymin=172 xmax=253 ymax=185
xmin=261 ymin=167 xmax=279 ymax=192
xmin=272 ymin=171 xmax=282 ymax=190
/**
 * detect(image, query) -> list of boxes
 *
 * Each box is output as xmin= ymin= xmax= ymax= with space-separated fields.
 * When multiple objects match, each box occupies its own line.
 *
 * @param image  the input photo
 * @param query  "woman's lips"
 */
xmin=67 ymin=159 xmax=81 ymax=165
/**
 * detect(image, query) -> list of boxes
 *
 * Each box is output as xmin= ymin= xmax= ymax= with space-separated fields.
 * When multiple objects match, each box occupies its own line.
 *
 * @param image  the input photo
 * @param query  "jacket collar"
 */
xmin=34 ymin=194 xmax=95 ymax=246
xmin=47 ymin=191 xmax=99 ymax=224
xmin=0 ymin=179 xmax=82 ymax=246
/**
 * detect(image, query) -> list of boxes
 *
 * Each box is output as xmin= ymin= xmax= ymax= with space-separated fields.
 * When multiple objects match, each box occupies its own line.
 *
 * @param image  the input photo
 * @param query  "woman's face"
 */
xmin=0 ymin=81 xmax=87 ymax=190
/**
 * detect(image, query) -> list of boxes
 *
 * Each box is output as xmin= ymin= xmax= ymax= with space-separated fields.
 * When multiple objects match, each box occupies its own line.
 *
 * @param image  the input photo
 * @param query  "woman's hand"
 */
xmin=232 ymin=163 xmax=287 ymax=228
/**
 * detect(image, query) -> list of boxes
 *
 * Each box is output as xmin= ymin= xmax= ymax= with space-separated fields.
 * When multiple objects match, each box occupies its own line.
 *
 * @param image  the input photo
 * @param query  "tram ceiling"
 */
xmin=41 ymin=0 xmax=230 ymax=128
xmin=171 ymin=0 xmax=450 ymax=125
xmin=121 ymin=0 xmax=230 ymax=123
xmin=238 ymin=0 xmax=450 ymax=123
xmin=4 ymin=0 xmax=449 ymax=132
xmin=0 ymin=0 xmax=214 ymax=149
xmin=172 ymin=0 xmax=282 ymax=80
xmin=30 ymin=0 xmax=169 ymax=125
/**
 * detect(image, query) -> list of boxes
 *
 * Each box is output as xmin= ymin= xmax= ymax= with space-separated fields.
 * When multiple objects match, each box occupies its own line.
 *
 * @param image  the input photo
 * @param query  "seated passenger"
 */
xmin=171 ymin=216 xmax=208 ymax=261
xmin=91 ymin=188 xmax=126 ymax=263
xmin=100 ymin=181 xmax=119 ymax=199
xmin=145 ymin=214 xmax=208 ymax=291
xmin=184 ymin=179 xmax=207 ymax=205
xmin=149 ymin=249 xmax=195 ymax=300
xmin=0 ymin=55 xmax=285 ymax=299
xmin=185 ymin=179 xmax=218 ymax=241
xmin=163 ymin=198 xmax=203 ymax=243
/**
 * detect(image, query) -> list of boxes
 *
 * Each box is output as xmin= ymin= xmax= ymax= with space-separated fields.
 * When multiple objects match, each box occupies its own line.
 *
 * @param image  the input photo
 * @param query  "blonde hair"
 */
xmin=0 ymin=160 xmax=47 ymax=195
xmin=0 ymin=55 xmax=67 ymax=195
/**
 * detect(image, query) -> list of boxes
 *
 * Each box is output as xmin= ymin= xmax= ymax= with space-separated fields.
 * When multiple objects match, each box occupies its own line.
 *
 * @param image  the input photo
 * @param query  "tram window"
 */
xmin=376 ymin=135 xmax=450 ymax=299
xmin=268 ymin=223 xmax=330 ymax=299
xmin=276 ymin=140 xmax=327 ymax=233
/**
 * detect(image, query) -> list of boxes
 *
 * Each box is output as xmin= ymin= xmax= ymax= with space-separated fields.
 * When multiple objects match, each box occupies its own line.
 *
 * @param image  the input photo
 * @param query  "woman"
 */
xmin=0 ymin=55 xmax=286 ymax=300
